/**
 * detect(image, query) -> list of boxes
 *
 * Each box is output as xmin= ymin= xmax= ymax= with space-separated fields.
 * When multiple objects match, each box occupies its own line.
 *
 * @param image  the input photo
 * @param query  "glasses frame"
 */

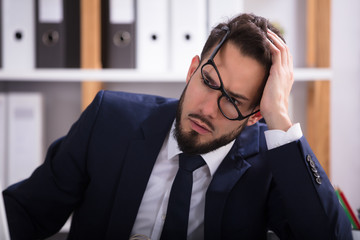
xmin=200 ymin=26 xmax=260 ymax=121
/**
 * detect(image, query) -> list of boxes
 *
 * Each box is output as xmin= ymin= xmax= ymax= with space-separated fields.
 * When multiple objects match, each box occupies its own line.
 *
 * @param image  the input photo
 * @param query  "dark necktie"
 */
xmin=160 ymin=153 xmax=206 ymax=240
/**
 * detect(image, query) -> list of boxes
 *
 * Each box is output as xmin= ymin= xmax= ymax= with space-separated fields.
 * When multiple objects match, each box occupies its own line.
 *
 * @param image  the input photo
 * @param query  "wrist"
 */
xmin=264 ymin=112 xmax=293 ymax=131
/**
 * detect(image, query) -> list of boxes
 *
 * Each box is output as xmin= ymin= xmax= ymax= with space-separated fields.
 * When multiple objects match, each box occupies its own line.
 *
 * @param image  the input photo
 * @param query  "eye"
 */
xmin=202 ymin=74 xmax=209 ymax=84
xmin=202 ymin=73 xmax=219 ymax=88
xmin=226 ymin=96 xmax=242 ymax=107
xmin=203 ymin=73 xmax=212 ymax=84
xmin=233 ymin=99 xmax=242 ymax=107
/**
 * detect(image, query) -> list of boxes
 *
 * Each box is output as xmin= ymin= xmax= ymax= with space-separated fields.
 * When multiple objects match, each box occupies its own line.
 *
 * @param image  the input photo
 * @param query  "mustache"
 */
xmin=188 ymin=113 xmax=215 ymax=132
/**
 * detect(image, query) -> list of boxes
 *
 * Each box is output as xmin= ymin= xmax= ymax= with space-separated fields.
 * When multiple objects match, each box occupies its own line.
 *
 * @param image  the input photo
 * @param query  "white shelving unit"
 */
xmin=0 ymin=68 xmax=332 ymax=82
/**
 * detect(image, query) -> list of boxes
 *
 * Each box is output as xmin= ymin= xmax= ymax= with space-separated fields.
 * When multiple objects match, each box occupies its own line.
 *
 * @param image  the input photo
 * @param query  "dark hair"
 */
xmin=200 ymin=13 xmax=285 ymax=107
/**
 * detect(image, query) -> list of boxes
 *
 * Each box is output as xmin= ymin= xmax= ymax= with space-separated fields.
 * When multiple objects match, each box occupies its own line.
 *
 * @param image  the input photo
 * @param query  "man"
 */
xmin=3 ymin=13 xmax=352 ymax=239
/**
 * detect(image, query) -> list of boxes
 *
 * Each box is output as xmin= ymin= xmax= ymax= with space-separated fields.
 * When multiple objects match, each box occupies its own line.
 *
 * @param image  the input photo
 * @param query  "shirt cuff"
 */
xmin=264 ymin=123 xmax=303 ymax=150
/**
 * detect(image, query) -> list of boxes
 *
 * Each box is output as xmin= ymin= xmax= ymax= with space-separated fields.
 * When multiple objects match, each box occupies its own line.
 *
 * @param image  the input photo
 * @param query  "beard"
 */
xmin=174 ymin=83 xmax=248 ymax=155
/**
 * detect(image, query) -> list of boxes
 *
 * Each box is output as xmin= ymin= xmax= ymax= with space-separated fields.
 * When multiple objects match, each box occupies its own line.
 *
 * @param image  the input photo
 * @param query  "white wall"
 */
xmin=244 ymin=0 xmax=307 ymax=67
xmin=331 ymin=0 xmax=360 ymax=215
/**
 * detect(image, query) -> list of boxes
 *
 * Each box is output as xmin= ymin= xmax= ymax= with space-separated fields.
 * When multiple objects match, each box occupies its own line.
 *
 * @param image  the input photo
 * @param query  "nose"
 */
xmin=199 ymin=91 xmax=221 ymax=119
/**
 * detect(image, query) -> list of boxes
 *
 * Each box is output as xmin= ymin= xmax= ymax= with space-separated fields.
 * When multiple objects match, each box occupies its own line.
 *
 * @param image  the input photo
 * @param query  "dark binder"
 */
xmin=101 ymin=0 xmax=136 ymax=68
xmin=35 ymin=0 xmax=80 ymax=68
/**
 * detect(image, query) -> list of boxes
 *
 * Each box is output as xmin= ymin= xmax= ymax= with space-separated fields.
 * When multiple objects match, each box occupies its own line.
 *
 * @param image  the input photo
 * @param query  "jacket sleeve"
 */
xmin=266 ymin=136 xmax=352 ymax=240
xmin=2 ymin=90 xmax=105 ymax=240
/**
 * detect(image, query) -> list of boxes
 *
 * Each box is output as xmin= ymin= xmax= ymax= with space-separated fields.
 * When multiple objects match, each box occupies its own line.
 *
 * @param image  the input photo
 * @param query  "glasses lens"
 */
xmin=201 ymin=64 xmax=221 ymax=89
xmin=218 ymin=95 xmax=240 ymax=120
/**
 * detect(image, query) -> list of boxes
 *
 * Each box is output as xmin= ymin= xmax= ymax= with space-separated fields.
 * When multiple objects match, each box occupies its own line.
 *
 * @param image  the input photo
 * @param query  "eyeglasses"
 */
xmin=200 ymin=26 xmax=260 ymax=121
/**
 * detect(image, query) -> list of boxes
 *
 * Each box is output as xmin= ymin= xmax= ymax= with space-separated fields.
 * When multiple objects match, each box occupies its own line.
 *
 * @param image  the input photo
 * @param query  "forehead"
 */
xmin=212 ymin=42 xmax=266 ymax=99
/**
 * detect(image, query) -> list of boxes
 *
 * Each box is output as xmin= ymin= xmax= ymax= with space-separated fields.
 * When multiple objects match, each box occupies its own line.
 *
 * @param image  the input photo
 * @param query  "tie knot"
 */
xmin=178 ymin=153 xmax=206 ymax=172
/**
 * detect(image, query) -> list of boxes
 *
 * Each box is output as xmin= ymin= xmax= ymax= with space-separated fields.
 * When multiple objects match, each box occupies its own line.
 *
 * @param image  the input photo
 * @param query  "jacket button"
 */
xmin=309 ymin=159 xmax=316 ymax=168
xmin=311 ymin=167 xmax=318 ymax=173
xmin=313 ymin=172 xmax=320 ymax=178
xmin=306 ymin=154 xmax=312 ymax=162
xmin=315 ymin=177 xmax=322 ymax=185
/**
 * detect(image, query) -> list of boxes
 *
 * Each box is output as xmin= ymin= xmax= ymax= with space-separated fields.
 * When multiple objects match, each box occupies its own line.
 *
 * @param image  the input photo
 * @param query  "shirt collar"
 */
xmin=168 ymin=121 xmax=235 ymax=176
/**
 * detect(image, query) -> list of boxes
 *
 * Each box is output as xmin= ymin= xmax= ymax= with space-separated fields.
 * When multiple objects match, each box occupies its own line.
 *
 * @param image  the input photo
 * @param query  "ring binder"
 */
xmin=2 ymin=0 xmax=35 ymax=69
xmin=0 ymin=94 xmax=6 ymax=186
xmin=36 ymin=0 xmax=80 ymax=68
xmin=136 ymin=0 xmax=169 ymax=72
xmin=101 ymin=0 xmax=136 ymax=69
xmin=170 ymin=0 xmax=207 ymax=73
xmin=0 ymin=181 xmax=11 ymax=240
xmin=7 ymin=93 xmax=44 ymax=187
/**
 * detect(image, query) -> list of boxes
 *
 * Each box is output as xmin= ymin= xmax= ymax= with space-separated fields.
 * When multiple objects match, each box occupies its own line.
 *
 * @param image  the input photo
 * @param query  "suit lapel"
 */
xmin=204 ymin=122 xmax=262 ymax=239
xmin=106 ymin=99 xmax=178 ymax=239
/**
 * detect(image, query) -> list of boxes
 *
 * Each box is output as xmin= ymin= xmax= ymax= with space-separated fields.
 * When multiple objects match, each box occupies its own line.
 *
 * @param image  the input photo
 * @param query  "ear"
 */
xmin=246 ymin=109 xmax=263 ymax=126
xmin=186 ymin=55 xmax=201 ymax=84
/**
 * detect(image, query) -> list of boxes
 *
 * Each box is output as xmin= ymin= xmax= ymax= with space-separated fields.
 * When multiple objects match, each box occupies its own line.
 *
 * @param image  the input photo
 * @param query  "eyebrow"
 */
xmin=207 ymin=60 xmax=251 ymax=103
xmin=226 ymin=89 xmax=250 ymax=102
xmin=212 ymin=62 xmax=250 ymax=102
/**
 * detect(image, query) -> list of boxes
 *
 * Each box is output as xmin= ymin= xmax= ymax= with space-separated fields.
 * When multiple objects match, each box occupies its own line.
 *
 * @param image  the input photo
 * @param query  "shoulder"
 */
xmin=93 ymin=90 xmax=177 ymax=112
xmin=89 ymin=90 xmax=178 ymax=125
xmin=98 ymin=90 xmax=176 ymax=106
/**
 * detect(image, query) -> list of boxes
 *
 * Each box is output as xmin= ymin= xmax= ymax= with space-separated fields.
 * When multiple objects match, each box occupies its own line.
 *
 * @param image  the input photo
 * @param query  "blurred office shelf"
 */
xmin=0 ymin=68 xmax=332 ymax=82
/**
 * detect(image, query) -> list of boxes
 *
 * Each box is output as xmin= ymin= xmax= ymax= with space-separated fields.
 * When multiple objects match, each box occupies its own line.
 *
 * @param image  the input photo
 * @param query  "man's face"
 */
xmin=175 ymin=42 xmax=266 ymax=155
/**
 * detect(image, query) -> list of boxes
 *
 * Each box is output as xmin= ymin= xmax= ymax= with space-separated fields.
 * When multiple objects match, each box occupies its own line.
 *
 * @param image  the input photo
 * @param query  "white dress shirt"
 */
xmin=130 ymin=122 xmax=303 ymax=240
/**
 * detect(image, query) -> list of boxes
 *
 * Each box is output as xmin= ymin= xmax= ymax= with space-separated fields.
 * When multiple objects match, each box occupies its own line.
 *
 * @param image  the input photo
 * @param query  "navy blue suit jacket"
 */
xmin=4 ymin=90 xmax=352 ymax=239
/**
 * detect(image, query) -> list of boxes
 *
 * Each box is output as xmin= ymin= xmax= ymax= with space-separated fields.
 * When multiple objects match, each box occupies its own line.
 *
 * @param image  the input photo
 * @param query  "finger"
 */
xmin=267 ymin=30 xmax=289 ymax=67
xmin=288 ymin=52 xmax=294 ymax=72
xmin=267 ymin=29 xmax=286 ymax=45
xmin=267 ymin=31 xmax=287 ymax=66
xmin=267 ymin=37 xmax=282 ymax=67
xmin=267 ymin=37 xmax=294 ymax=87
xmin=268 ymin=30 xmax=293 ymax=75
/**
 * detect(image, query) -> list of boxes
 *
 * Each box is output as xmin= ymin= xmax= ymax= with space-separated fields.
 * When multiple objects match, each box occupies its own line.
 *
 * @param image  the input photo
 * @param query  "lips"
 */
xmin=189 ymin=117 xmax=212 ymax=135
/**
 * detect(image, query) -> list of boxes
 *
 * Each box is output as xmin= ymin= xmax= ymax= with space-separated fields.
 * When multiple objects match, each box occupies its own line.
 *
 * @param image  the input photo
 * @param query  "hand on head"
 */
xmin=259 ymin=29 xmax=294 ymax=131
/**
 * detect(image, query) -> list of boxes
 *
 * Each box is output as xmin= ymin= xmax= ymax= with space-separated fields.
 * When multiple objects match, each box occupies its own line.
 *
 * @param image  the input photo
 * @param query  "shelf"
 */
xmin=0 ymin=68 xmax=332 ymax=82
